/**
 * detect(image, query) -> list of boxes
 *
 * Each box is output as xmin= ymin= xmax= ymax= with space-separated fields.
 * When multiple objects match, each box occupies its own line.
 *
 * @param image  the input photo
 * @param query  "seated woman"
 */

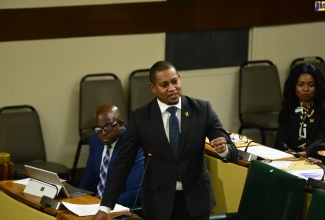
xmin=274 ymin=63 xmax=325 ymax=164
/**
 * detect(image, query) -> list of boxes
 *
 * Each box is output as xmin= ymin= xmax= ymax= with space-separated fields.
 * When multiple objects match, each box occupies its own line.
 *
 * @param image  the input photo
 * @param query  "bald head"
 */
xmin=94 ymin=104 xmax=122 ymax=123
xmin=94 ymin=104 xmax=124 ymax=145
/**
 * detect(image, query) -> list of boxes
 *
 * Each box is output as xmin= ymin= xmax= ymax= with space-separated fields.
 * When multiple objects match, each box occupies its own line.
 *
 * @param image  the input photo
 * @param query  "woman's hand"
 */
xmin=307 ymin=157 xmax=324 ymax=165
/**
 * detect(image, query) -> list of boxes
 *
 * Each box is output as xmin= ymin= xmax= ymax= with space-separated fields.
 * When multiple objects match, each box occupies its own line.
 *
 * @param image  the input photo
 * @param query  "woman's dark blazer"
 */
xmin=274 ymin=103 xmax=325 ymax=161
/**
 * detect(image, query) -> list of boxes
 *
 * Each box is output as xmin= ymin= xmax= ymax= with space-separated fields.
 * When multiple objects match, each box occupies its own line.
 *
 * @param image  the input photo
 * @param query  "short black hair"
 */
xmin=149 ymin=61 xmax=177 ymax=84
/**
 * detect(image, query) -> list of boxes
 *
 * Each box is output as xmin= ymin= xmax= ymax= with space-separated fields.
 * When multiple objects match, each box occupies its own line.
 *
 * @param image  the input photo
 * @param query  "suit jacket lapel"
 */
xmin=95 ymin=143 xmax=105 ymax=178
xmin=177 ymin=97 xmax=191 ymax=159
xmin=150 ymin=99 xmax=175 ymax=157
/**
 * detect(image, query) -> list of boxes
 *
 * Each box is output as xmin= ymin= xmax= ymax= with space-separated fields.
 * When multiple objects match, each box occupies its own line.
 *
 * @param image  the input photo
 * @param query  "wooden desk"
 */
xmin=0 ymin=189 xmax=55 ymax=220
xmin=0 ymin=181 xmax=142 ymax=220
xmin=204 ymin=142 xmax=315 ymax=220
xmin=57 ymin=211 xmax=139 ymax=220
xmin=0 ymin=181 xmax=57 ymax=220
xmin=205 ymin=152 xmax=247 ymax=214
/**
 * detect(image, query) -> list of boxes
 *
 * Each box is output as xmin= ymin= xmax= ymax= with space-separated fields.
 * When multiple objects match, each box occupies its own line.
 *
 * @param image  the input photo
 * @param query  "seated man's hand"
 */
xmin=93 ymin=211 xmax=108 ymax=220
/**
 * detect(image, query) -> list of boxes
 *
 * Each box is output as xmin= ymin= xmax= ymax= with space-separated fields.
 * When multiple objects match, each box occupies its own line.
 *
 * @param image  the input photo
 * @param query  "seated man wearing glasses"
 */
xmin=79 ymin=104 xmax=144 ymax=208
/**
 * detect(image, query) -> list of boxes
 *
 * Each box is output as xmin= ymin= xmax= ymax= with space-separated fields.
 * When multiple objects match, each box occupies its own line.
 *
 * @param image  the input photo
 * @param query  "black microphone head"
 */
xmin=280 ymin=142 xmax=289 ymax=151
xmin=280 ymin=143 xmax=300 ymax=158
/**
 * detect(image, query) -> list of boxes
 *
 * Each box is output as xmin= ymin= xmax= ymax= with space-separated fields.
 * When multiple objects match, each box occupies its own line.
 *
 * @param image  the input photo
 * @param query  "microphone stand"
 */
xmin=113 ymin=152 xmax=152 ymax=220
xmin=129 ymin=152 xmax=152 ymax=219
xmin=280 ymin=143 xmax=325 ymax=191
xmin=237 ymin=140 xmax=259 ymax=161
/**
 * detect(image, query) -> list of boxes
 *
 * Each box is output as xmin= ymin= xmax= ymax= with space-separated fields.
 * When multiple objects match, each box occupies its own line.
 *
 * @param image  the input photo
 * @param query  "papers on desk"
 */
xmin=287 ymin=169 xmax=324 ymax=180
xmin=266 ymin=161 xmax=293 ymax=169
xmin=13 ymin=178 xmax=129 ymax=217
xmin=13 ymin=178 xmax=30 ymax=185
xmin=62 ymin=202 xmax=129 ymax=217
xmin=237 ymin=145 xmax=295 ymax=160
xmin=229 ymin=133 xmax=248 ymax=143
xmin=13 ymin=177 xmax=67 ymax=186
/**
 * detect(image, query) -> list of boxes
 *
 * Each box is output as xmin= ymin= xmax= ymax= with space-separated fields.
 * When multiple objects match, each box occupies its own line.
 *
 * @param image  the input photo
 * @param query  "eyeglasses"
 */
xmin=94 ymin=121 xmax=119 ymax=134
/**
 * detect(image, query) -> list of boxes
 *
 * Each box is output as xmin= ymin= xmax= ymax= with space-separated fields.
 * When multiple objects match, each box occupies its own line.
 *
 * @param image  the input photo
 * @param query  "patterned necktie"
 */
xmin=167 ymin=106 xmax=179 ymax=156
xmin=95 ymin=146 xmax=111 ymax=199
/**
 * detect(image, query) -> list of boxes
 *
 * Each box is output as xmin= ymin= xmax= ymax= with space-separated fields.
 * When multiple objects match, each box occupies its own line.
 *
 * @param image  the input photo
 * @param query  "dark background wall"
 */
xmin=0 ymin=0 xmax=324 ymax=42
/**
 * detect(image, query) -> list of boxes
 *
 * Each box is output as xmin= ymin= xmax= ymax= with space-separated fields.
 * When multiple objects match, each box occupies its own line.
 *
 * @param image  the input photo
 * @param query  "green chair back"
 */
xmin=306 ymin=188 xmax=325 ymax=220
xmin=237 ymin=160 xmax=306 ymax=220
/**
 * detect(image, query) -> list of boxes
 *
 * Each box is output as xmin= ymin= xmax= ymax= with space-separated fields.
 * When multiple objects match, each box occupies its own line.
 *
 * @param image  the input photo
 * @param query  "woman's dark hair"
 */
xmin=282 ymin=63 xmax=325 ymax=111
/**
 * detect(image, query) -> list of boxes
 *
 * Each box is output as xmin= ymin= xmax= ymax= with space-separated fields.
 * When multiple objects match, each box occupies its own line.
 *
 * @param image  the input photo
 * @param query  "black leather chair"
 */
xmin=128 ymin=69 xmax=155 ymax=115
xmin=290 ymin=56 xmax=325 ymax=79
xmin=0 ymin=105 xmax=70 ymax=180
xmin=210 ymin=160 xmax=306 ymax=220
xmin=71 ymin=73 xmax=127 ymax=183
xmin=238 ymin=60 xmax=282 ymax=144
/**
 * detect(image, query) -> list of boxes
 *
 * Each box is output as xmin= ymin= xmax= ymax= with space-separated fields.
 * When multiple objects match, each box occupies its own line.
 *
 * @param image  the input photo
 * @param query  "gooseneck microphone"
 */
xmin=129 ymin=151 xmax=152 ymax=219
xmin=244 ymin=140 xmax=258 ymax=152
xmin=280 ymin=143 xmax=325 ymax=189
xmin=237 ymin=140 xmax=259 ymax=161
xmin=112 ymin=150 xmax=153 ymax=220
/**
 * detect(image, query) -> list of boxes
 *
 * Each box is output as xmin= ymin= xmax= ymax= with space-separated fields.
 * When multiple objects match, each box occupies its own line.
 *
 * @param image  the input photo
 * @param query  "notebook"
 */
xmin=24 ymin=165 xmax=93 ymax=198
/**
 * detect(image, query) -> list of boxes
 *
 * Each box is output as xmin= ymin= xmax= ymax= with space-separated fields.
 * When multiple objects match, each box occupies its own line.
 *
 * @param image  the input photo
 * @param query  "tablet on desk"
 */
xmin=24 ymin=165 xmax=93 ymax=198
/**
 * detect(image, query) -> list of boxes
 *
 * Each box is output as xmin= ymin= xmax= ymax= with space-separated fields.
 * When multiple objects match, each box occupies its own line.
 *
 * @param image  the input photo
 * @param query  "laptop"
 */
xmin=24 ymin=165 xmax=93 ymax=198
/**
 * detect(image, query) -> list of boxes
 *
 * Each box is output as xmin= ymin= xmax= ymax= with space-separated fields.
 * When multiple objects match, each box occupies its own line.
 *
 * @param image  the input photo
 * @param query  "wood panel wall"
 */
xmin=0 ymin=0 xmax=324 ymax=42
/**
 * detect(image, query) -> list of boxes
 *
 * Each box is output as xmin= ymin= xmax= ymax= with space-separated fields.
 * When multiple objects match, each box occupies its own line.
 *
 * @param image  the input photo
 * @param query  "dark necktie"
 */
xmin=167 ymin=106 xmax=179 ymax=156
xmin=95 ymin=146 xmax=111 ymax=199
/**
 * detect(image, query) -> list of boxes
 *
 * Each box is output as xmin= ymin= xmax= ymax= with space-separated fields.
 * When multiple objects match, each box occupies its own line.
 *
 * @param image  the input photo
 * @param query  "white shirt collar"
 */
xmin=105 ymin=139 xmax=118 ymax=150
xmin=157 ymin=96 xmax=182 ymax=113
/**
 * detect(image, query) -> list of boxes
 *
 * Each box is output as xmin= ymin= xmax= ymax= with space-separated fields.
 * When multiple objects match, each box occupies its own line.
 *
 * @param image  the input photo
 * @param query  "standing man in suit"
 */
xmin=79 ymin=104 xmax=144 ymax=208
xmin=94 ymin=61 xmax=238 ymax=220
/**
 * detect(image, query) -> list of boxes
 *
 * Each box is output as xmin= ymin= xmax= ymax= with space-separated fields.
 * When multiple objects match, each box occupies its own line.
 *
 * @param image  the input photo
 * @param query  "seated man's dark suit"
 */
xmin=79 ymin=126 xmax=144 ymax=208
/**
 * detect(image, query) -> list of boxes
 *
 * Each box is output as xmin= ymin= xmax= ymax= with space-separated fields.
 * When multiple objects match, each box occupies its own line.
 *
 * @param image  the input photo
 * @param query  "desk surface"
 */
xmin=205 ymin=140 xmax=321 ymax=171
xmin=0 ymin=181 xmax=142 ymax=220
xmin=204 ymin=139 xmax=320 ymax=220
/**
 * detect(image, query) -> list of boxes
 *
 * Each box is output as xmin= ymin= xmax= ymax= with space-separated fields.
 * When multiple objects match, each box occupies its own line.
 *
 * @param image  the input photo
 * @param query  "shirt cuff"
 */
xmin=99 ymin=206 xmax=111 ymax=214
xmin=217 ymin=144 xmax=229 ymax=158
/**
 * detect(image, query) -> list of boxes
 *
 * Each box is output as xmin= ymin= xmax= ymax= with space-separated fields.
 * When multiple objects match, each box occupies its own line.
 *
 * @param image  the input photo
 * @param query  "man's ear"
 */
xmin=149 ymin=83 xmax=156 ymax=93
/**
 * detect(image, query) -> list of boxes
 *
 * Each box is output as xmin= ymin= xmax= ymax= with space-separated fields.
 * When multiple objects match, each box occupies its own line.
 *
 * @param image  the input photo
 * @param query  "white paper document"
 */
xmin=288 ymin=169 xmax=324 ymax=180
xmin=229 ymin=133 xmax=248 ymax=143
xmin=13 ymin=178 xmax=30 ymax=185
xmin=62 ymin=202 xmax=129 ymax=217
xmin=237 ymin=145 xmax=295 ymax=160
xmin=13 ymin=177 xmax=67 ymax=186
xmin=267 ymin=161 xmax=293 ymax=169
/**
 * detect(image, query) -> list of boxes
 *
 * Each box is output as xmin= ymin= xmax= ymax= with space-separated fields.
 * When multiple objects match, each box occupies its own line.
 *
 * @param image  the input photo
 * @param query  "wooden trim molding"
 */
xmin=0 ymin=0 xmax=324 ymax=42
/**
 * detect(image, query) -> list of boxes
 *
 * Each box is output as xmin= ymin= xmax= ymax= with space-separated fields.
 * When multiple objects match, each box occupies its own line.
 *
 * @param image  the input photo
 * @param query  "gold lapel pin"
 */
xmin=185 ymin=112 xmax=189 ymax=117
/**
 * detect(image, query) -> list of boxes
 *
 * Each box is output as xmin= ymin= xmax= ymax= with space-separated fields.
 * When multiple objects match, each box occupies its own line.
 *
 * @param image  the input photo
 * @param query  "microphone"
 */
xmin=280 ymin=142 xmax=325 ymax=190
xmin=237 ymin=140 xmax=259 ymax=161
xmin=113 ymin=150 xmax=152 ymax=220
xmin=130 ymin=151 xmax=152 ymax=219
xmin=244 ymin=140 xmax=258 ymax=152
